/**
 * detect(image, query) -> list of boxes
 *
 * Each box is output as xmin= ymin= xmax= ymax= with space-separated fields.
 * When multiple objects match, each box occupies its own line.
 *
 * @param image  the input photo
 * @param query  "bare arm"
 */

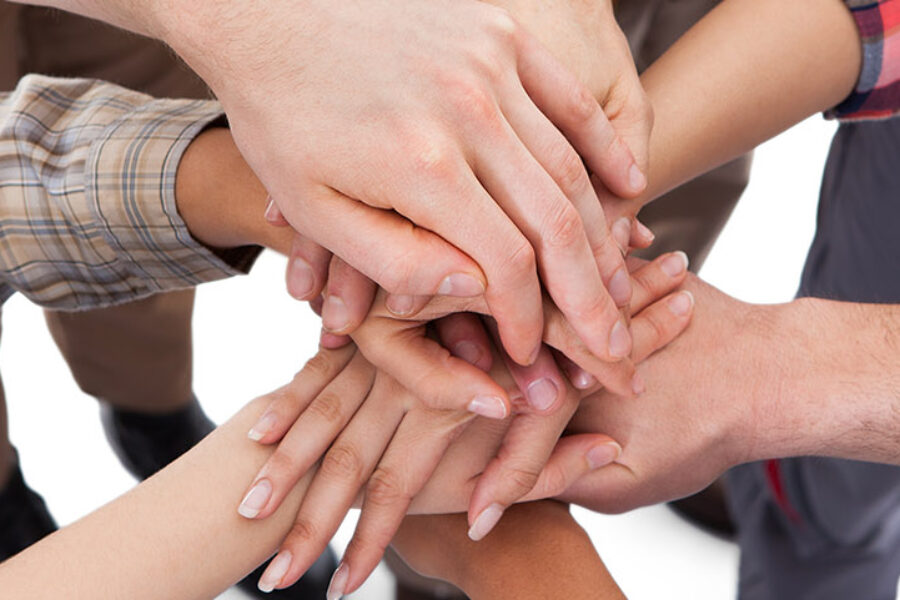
xmin=0 ymin=393 xmax=314 ymax=599
xmin=393 ymin=502 xmax=625 ymax=600
xmin=602 ymin=0 xmax=862 ymax=219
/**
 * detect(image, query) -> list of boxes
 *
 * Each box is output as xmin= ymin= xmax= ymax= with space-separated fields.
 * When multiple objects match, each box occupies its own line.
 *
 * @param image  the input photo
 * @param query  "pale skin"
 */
xmin=15 ymin=0 xmax=652 ymax=379
xmin=244 ymin=0 xmax=900 ymax=592
xmin=4 ymin=0 xmax=886 ymax=596
xmin=0 ymin=392 xmax=623 ymax=600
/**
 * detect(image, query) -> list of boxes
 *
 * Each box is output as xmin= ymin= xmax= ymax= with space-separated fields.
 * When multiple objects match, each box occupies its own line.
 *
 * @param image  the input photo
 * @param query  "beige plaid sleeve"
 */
xmin=0 ymin=74 xmax=261 ymax=310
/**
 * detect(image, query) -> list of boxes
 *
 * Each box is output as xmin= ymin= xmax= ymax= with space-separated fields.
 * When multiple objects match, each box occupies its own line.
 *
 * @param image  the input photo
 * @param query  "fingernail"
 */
xmin=636 ymin=220 xmax=655 ymax=243
xmin=526 ymin=377 xmax=559 ymax=412
xmin=287 ymin=257 xmax=314 ymax=299
xmin=612 ymin=217 xmax=631 ymax=255
xmin=386 ymin=294 xmax=416 ymax=316
xmin=467 ymin=395 xmax=508 ymax=420
xmin=527 ymin=344 xmax=541 ymax=366
xmin=238 ymin=479 xmax=272 ymax=519
xmin=322 ymin=295 xmax=350 ymax=332
xmin=248 ymin=411 xmax=277 ymax=441
xmin=628 ymin=164 xmax=647 ymax=192
xmin=608 ymin=267 xmax=632 ymax=307
xmin=468 ymin=503 xmax=504 ymax=541
xmin=263 ymin=196 xmax=281 ymax=224
xmin=326 ymin=563 xmax=349 ymax=600
xmin=572 ymin=368 xmax=597 ymax=390
xmin=661 ymin=251 xmax=689 ymax=278
xmin=438 ymin=273 xmax=484 ymax=297
xmin=587 ymin=441 xmax=622 ymax=469
xmin=632 ymin=373 xmax=646 ymax=395
xmin=608 ymin=320 xmax=632 ymax=359
xmin=667 ymin=290 xmax=694 ymax=317
xmin=453 ymin=341 xmax=484 ymax=366
xmin=258 ymin=550 xmax=292 ymax=593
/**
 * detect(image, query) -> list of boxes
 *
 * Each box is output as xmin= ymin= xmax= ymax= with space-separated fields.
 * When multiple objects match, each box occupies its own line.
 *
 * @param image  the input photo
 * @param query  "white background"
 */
xmin=2 ymin=114 xmax=838 ymax=599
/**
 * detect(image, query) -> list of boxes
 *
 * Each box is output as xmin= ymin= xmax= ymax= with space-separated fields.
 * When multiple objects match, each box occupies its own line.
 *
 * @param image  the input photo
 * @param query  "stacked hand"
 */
xmin=238 ymin=252 xmax=694 ymax=594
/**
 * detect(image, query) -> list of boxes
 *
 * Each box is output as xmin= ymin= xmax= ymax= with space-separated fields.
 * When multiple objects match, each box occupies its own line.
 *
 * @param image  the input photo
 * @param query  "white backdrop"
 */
xmin=2 ymin=114 xmax=838 ymax=599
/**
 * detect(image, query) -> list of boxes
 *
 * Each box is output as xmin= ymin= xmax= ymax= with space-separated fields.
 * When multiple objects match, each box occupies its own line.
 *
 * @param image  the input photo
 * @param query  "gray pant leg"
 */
xmin=728 ymin=118 xmax=900 ymax=600
xmin=728 ymin=460 xmax=900 ymax=600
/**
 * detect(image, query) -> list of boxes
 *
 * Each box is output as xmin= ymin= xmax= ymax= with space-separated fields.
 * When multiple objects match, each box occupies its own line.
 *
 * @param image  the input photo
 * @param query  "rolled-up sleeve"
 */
xmin=828 ymin=0 xmax=900 ymax=120
xmin=0 ymin=75 xmax=260 ymax=310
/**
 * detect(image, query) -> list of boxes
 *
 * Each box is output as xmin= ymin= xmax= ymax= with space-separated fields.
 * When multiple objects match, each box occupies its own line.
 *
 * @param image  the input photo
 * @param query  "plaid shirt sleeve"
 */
xmin=0 ymin=75 xmax=261 ymax=311
xmin=828 ymin=0 xmax=900 ymax=120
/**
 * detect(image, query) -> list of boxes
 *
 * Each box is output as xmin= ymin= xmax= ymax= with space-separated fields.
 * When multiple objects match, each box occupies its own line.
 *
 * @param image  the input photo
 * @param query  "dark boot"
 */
xmin=0 ymin=451 xmax=58 ymax=562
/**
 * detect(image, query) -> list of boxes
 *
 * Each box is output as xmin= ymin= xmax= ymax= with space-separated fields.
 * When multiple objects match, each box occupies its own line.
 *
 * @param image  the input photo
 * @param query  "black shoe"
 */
xmin=99 ymin=396 xmax=216 ymax=480
xmin=0 ymin=451 xmax=58 ymax=561
xmin=237 ymin=545 xmax=337 ymax=599
xmin=667 ymin=479 xmax=735 ymax=540
xmin=100 ymin=398 xmax=336 ymax=598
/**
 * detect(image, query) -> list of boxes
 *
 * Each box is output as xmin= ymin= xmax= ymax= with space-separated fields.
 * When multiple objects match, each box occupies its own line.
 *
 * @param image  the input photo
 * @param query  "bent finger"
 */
xmin=322 ymin=257 xmax=377 ymax=335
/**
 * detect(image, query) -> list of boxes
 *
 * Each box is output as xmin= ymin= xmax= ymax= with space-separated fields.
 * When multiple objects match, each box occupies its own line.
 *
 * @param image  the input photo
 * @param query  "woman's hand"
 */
xmin=238 ymin=251 xmax=693 ymax=593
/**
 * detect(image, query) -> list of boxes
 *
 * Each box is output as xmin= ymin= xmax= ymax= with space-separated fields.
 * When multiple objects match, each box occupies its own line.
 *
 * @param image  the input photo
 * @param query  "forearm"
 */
xmin=175 ymin=126 xmax=292 ymax=255
xmin=638 ymin=0 xmax=861 ymax=202
xmin=750 ymin=298 xmax=900 ymax=465
xmin=393 ymin=502 xmax=624 ymax=600
xmin=0 ymin=398 xmax=310 ymax=599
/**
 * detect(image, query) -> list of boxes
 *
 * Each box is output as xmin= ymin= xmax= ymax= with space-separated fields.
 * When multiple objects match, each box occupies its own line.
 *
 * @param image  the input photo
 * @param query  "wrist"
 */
xmin=759 ymin=298 xmax=900 ymax=464
xmin=175 ymin=127 xmax=292 ymax=254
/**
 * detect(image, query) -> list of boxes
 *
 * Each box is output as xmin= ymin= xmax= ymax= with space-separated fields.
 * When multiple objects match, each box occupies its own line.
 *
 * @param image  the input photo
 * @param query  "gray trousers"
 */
xmin=727 ymin=118 xmax=900 ymax=600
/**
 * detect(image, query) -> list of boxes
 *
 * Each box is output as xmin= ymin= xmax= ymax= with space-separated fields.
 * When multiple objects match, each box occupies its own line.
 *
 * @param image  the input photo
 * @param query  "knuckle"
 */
xmin=366 ymin=468 xmax=409 ymax=508
xmin=550 ymin=144 xmax=590 ymax=198
xmin=298 ymin=352 xmax=335 ymax=382
xmin=568 ymin=291 xmax=611 ymax=323
xmin=506 ymin=465 xmax=542 ymax=497
xmin=408 ymin=135 xmax=459 ymax=183
xmin=321 ymin=444 xmax=364 ymax=482
xmin=287 ymin=517 xmax=319 ymax=545
xmin=502 ymin=238 xmax=537 ymax=284
xmin=306 ymin=392 xmax=344 ymax=426
xmin=538 ymin=465 xmax=568 ymax=498
xmin=484 ymin=6 xmax=518 ymax=41
xmin=569 ymin=84 xmax=600 ymax=125
xmin=543 ymin=204 xmax=585 ymax=251
xmin=643 ymin=311 xmax=668 ymax=346
xmin=446 ymin=78 xmax=501 ymax=130
xmin=372 ymin=245 xmax=418 ymax=294
xmin=346 ymin=527 xmax=390 ymax=561
xmin=266 ymin=448 xmax=300 ymax=480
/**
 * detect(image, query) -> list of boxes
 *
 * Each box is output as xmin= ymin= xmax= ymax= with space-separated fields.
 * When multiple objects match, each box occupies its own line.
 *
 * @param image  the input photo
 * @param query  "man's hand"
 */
xmin=156 ymin=0 xmax=647 ymax=368
xmin=238 ymin=252 xmax=694 ymax=594
xmin=556 ymin=274 xmax=769 ymax=513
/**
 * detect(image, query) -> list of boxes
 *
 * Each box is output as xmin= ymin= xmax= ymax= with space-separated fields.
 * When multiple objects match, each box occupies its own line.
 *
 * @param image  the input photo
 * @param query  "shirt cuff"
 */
xmin=85 ymin=98 xmax=262 ymax=302
xmin=827 ymin=0 xmax=900 ymax=121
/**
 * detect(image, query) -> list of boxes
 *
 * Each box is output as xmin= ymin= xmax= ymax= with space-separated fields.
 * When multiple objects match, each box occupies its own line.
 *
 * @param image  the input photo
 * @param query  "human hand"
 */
xmin=238 ymin=251 xmax=693 ymax=593
xmin=556 ymin=274 xmax=772 ymax=513
xmin=392 ymin=502 xmax=624 ymax=600
xmin=163 ymin=0 xmax=646 ymax=370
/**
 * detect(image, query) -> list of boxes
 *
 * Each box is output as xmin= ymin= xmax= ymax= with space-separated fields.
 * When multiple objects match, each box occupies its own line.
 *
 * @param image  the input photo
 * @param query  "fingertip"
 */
xmin=247 ymin=411 xmax=277 ymax=443
xmin=258 ymin=550 xmax=293 ymax=593
xmin=608 ymin=320 xmax=633 ymax=360
xmin=627 ymin=163 xmax=647 ymax=196
xmin=524 ymin=377 xmax=561 ymax=413
xmin=320 ymin=329 xmax=351 ymax=349
xmin=586 ymin=441 xmax=622 ymax=470
xmin=633 ymin=219 xmax=655 ymax=248
xmin=667 ymin=290 xmax=694 ymax=317
xmin=611 ymin=218 xmax=631 ymax=256
xmin=468 ymin=503 xmax=505 ymax=541
xmin=467 ymin=395 xmax=509 ymax=420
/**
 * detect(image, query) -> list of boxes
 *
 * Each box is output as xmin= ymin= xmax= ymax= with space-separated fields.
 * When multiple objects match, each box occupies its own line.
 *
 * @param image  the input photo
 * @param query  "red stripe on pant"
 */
xmin=765 ymin=459 xmax=802 ymax=524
